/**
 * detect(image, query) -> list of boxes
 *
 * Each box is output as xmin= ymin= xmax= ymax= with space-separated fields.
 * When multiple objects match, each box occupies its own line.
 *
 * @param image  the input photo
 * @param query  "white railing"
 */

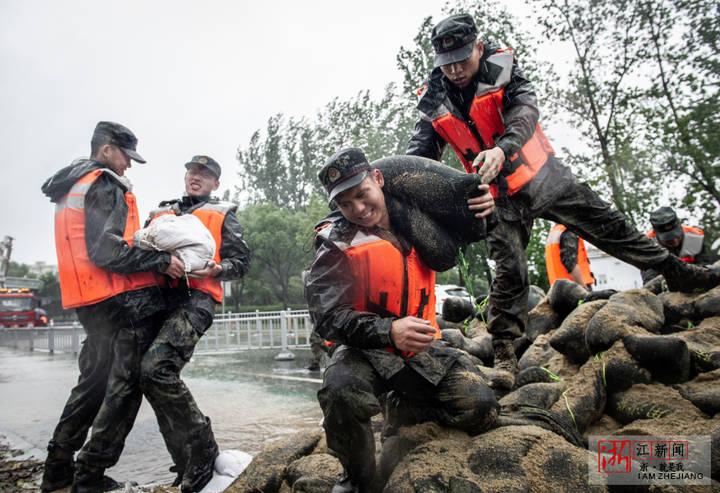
xmin=0 ymin=309 xmax=313 ymax=357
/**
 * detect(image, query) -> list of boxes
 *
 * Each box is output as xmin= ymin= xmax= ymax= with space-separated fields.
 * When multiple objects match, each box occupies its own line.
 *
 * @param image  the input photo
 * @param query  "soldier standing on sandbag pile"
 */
xmin=406 ymin=13 xmax=720 ymax=390
xmin=140 ymin=155 xmax=250 ymax=493
xmin=641 ymin=206 xmax=717 ymax=284
xmin=545 ymin=223 xmax=595 ymax=290
xmin=40 ymin=121 xmax=186 ymax=493
xmin=305 ymin=148 xmax=499 ymax=493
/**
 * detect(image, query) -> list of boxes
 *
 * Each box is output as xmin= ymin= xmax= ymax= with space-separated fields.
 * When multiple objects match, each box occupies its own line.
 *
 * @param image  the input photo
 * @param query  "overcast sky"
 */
xmin=2 ymin=0 xmax=561 ymax=267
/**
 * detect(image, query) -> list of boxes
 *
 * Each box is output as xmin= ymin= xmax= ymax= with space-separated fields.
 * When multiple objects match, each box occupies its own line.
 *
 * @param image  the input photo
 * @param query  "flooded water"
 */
xmin=0 ymin=345 xmax=324 ymax=485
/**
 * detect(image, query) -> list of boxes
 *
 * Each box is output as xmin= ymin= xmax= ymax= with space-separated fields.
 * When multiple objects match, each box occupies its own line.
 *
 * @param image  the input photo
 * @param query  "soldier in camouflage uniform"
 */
xmin=407 ymin=13 xmax=720 ymax=390
xmin=306 ymin=148 xmax=498 ymax=493
xmin=140 ymin=156 xmax=250 ymax=493
xmin=40 ymin=122 xmax=186 ymax=493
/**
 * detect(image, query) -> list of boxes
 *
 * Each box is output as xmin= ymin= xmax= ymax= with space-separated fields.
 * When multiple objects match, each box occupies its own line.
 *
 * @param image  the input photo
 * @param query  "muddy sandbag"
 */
xmin=659 ymin=291 xmax=698 ymax=326
xmin=585 ymin=290 xmax=664 ymax=354
xmin=385 ymin=195 xmax=460 ymax=272
xmin=673 ymin=369 xmax=720 ymax=415
xmin=583 ymin=289 xmax=617 ymax=303
xmin=373 ymin=155 xmax=495 ymax=244
xmin=528 ymin=284 xmax=546 ymax=312
xmin=547 ymin=279 xmax=589 ymax=318
xmin=600 ymin=341 xmax=653 ymax=393
xmin=584 ymin=414 xmax=622 ymax=438
xmin=526 ymin=297 xmax=562 ymax=342
xmin=622 ymin=335 xmax=690 ymax=384
xmin=442 ymin=296 xmax=475 ymax=323
xmin=499 ymin=382 xmax=565 ymax=411
xmin=384 ymin=425 xmax=600 ymax=493
xmin=467 ymin=335 xmax=493 ymax=364
xmin=441 ymin=328 xmax=468 ymax=352
xmin=378 ymin=422 xmax=470 ymax=489
xmin=674 ymin=317 xmax=720 ymax=374
xmin=549 ymin=354 xmax=607 ymax=434
xmin=695 ymin=285 xmax=720 ymax=319
xmin=519 ymin=332 xmax=560 ymax=370
xmin=515 ymin=365 xmax=558 ymax=387
xmin=642 ymin=273 xmax=665 ymax=294
xmin=226 ymin=429 xmax=322 ymax=493
xmin=550 ymin=300 xmax=607 ymax=364
xmin=606 ymin=383 xmax=705 ymax=425
xmin=281 ymin=453 xmax=342 ymax=493
xmin=464 ymin=317 xmax=489 ymax=339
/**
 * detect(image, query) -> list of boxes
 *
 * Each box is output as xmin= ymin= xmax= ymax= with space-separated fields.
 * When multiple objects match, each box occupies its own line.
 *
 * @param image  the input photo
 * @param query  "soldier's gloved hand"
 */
xmin=473 ymin=147 xmax=504 ymax=184
xmin=164 ymin=255 xmax=186 ymax=279
xmin=187 ymin=260 xmax=223 ymax=279
xmin=467 ymin=183 xmax=495 ymax=218
xmin=390 ymin=316 xmax=437 ymax=353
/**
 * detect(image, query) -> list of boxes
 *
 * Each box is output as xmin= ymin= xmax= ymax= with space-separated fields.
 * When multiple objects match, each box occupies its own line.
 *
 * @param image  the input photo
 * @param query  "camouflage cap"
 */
xmin=431 ymin=13 xmax=478 ymax=67
xmin=650 ymin=206 xmax=683 ymax=244
xmin=318 ymin=148 xmax=370 ymax=203
xmin=92 ymin=121 xmax=146 ymax=163
xmin=185 ymin=155 xmax=221 ymax=179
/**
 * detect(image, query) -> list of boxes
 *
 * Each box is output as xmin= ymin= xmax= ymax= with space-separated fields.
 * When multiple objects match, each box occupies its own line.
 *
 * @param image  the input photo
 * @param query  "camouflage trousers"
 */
xmin=75 ymin=309 xmax=167 ymax=468
xmin=47 ymin=301 xmax=119 ymax=455
xmin=139 ymin=289 xmax=217 ymax=472
xmin=486 ymin=177 xmax=669 ymax=340
xmin=317 ymin=347 xmax=498 ymax=490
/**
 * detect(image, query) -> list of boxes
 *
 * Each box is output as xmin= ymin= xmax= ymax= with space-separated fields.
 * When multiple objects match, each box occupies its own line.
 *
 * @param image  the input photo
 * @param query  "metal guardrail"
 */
xmin=0 ymin=309 xmax=312 ymax=357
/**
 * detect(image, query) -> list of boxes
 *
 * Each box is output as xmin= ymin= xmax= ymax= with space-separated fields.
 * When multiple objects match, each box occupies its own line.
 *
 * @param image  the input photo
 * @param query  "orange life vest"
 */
xmin=317 ymin=224 xmax=440 ymax=354
xmin=150 ymin=201 xmax=236 ymax=303
xmin=54 ymin=169 xmax=161 ymax=309
xmin=545 ymin=224 xmax=594 ymax=287
xmin=425 ymin=49 xmax=554 ymax=198
xmin=647 ymin=225 xmax=705 ymax=263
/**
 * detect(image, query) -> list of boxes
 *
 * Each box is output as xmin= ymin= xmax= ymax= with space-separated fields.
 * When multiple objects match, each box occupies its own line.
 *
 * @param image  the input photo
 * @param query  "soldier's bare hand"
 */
xmin=164 ymin=255 xmax=186 ymax=279
xmin=187 ymin=260 xmax=223 ymax=279
xmin=390 ymin=316 xmax=437 ymax=353
xmin=473 ymin=147 xmax=505 ymax=184
xmin=468 ymin=184 xmax=495 ymax=218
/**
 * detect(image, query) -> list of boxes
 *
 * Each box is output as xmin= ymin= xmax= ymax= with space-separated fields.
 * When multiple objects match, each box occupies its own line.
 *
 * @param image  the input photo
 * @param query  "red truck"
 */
xmin=0 ymin=288 xmax=47 ymax=327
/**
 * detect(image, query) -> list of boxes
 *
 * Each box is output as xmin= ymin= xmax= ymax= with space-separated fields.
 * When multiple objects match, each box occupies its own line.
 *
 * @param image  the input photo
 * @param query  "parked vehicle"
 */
xmin=434 ymin=284 xmax=471 ymax=315
xmin=0 ymin=288 xmax=47 ymax=327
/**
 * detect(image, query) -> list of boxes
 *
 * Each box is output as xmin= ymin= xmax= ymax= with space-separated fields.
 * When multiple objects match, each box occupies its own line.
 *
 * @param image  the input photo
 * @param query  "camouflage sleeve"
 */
xmin=559 ymin=230 xmax=579 ymax=273
xmin=305 ymin=241 xmax=395 ymax=349
xmin=84 ymin=175 xmax=171 ymax=274
xmin=406 ymin=117 xmax=447 ymax=161
xmin=217 ymin=212 xmax=251 ymax=280
xmin=495 ymin=59 xmax=540 ymax=160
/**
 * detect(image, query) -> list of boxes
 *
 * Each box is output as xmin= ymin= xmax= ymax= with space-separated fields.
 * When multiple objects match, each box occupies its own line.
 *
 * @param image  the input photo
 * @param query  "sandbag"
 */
xmin=518 ymin=332 xmax=559 ymax=370
xmin=525 ymin=298 xmax=562 ymax=342
xmin=547 ymin=279 xmax=588 ymax=318
xmin=622 ymin=335 xmax=690 ymax=384
xmin=673 ymin=369 xmax=720 ymax=415
xmin=373 ymin=155 xmax=496 ymax=244
xmin=442 ymin=296 xmax=474 ymax=323
xmin=550 ymin=300 xmax=607 ymax=364
xmin=133 ymin=213 xmax=215 ymax=272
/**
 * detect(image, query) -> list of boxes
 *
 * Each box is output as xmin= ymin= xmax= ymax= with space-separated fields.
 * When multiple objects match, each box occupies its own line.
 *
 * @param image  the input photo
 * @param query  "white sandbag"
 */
xmin=133 ymin=214 xmax=215 ymax=272
xmin=199 ymin=449 xmax=253 ymax=493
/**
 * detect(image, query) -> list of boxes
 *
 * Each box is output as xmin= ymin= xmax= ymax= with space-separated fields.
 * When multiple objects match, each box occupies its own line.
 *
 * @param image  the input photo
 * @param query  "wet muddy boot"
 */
xmin=41 ymin=445 xmax=74 ymax=492
xmin=332 ymin=473 xmax=360 ymax=493
xmin=660 ymin=254 xmax=720 ymax=293
xmin=181 ymin=438 xmax=219 ymax=493
xmin=71 ymin=463 xmax=121 ymax=493
xmin=489 ymin=339 xmax=518 ymax=390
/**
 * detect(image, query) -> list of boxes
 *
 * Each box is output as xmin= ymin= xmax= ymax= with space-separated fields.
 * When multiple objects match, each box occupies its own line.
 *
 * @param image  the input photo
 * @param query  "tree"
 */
xmin=37 ymin=271 xmax=67 ymax=320
xmin=7 ymin=261 xmax=33 ymax=278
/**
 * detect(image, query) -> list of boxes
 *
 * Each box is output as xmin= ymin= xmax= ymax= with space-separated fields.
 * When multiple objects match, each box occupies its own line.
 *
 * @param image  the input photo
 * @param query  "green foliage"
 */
xmin=236 ymin=194 xmax=330 ymax=307
xmin=7 ymin=261 xmax=33 ymax=278
xmin=37 ymin=271 xmax=68 ymax=320
xmin=528 ymin=219 xmax=551 ymax=292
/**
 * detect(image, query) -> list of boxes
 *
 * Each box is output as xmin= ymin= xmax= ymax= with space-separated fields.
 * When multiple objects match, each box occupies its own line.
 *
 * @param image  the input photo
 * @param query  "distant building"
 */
xmin=586 ymin=244 xmax=642 ymax=291
xmin=28 ymin=261 xmax=58 ymax=276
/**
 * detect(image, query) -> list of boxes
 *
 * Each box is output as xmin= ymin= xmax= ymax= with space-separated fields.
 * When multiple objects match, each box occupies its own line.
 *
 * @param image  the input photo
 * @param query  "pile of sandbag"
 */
xmin=224 ymin=282 xmax=720 ymax=492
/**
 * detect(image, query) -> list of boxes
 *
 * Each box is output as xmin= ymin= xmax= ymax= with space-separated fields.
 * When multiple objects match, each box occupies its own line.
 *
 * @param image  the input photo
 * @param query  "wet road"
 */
xmin=0 ymin=345 xmax=324 ymax=485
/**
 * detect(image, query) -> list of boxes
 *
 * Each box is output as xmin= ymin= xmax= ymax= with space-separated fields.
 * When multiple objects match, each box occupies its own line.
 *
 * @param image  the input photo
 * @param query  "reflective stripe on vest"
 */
xmin=54 ymin=169 xmax=161 ymax=309
xmin=647 ymin=225 xmax=705 ymax=263
xmin=150 ymin=201 xmax=234 ymax=302
xmin=429 ymin=49 xmax=554 ymax=198
xmin=545 ymin=224 xmax=593 ymax=286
